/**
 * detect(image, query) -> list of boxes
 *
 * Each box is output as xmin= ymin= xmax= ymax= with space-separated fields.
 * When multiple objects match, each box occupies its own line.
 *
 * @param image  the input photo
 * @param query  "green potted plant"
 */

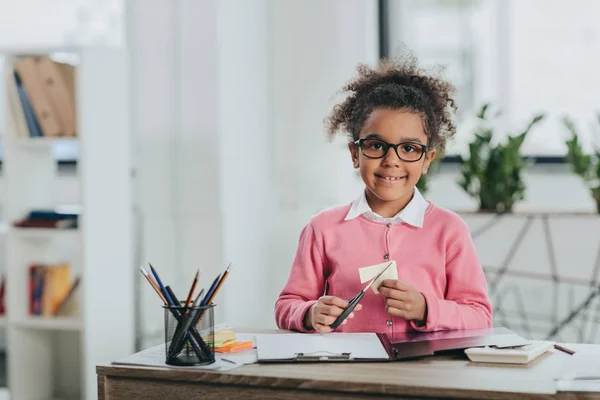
xmin=563 ymin=113 xmax=600 ymax=212
xmin=457 ymin=104 xmax=545 ymax=213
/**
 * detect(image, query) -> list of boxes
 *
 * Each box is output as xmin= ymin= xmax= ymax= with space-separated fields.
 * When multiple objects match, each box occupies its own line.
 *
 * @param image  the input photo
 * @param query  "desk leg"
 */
xmin=97 ymin=374 xmax=107 ymax=399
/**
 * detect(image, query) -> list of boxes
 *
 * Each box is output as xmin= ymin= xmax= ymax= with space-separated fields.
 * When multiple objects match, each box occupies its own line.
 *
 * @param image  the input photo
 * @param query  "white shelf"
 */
xmin=12 ymin=317 xmax=81 ymax=331
xmin=0 ymin=317 xmax=6 ymax=328
xmin=10 ymin=227 xmax=79 ymax=240
xmin=5 ymin=137 xmax=78 ymax=149
xmin=0 ymin=45 xmax=79 ymax=55
xmin=2 ymin=46 xmax=133 ymax=400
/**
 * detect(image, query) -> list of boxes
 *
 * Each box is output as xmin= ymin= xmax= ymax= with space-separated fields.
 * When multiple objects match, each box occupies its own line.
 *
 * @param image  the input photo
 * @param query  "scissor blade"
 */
xmin=363 ymin=261 xmax=394 ymax=291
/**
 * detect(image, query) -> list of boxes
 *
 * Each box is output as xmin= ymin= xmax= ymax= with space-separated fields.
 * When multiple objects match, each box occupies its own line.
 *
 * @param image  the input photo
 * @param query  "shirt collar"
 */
xmin=344 ymin=187 xmax=428 ymax=228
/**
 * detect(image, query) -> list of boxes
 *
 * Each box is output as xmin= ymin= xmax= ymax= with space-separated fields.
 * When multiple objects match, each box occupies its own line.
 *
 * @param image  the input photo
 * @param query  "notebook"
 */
xmin=465 ymin=340 xmax=553 ymax=364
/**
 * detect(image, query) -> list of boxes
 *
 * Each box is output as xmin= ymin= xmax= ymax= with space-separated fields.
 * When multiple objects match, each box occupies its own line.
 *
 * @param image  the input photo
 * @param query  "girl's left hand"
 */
xmin=379 ymin=279 xmax=427 ymax=324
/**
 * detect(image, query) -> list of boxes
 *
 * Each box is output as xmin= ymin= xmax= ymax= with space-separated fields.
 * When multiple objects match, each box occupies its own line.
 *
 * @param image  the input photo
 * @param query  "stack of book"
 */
xmin=5 ymin=55 xmax=77 ymax=138
xmin=13 ymin=209 xmax=79 ymax=229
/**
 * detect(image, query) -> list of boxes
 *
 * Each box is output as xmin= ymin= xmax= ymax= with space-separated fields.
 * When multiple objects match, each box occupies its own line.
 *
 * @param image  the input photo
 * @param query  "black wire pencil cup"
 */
xmin=164 ymin=301 xmax=215 ymax=366
xmin=139 ymin=263 xmax=232 ymax=366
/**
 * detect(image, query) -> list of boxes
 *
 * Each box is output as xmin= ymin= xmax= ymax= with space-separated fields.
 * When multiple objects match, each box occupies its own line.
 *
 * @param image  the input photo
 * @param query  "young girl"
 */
xmin=275 ymin=54 xmax=492 ymax=334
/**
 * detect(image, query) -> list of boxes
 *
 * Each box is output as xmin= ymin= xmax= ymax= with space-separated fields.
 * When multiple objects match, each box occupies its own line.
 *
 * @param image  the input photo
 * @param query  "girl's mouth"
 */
xmin=376 ymin=174 xmax=406 ymax=182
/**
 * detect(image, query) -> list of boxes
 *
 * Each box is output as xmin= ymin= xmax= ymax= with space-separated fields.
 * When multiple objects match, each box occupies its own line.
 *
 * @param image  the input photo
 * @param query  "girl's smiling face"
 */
xmin=348 ymin=108 xmax=436 ymax=218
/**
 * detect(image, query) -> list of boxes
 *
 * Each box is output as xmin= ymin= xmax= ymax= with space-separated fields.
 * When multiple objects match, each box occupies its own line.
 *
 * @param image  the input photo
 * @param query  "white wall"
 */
xmin=0 ymin=0 xmax=123 ymax=49
xmin=126 ymin=0 xmax=379 ymax=348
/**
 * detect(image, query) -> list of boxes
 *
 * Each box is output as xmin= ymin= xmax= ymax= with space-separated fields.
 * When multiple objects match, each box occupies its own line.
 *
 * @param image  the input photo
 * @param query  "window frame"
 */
xmin=377 ymin=0 xmax=566 ymax=165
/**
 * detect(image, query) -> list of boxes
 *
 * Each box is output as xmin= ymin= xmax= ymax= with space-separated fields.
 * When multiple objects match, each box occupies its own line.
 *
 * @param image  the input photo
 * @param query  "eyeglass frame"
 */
xmin=353 ymin=138 xmax=429 ymax=162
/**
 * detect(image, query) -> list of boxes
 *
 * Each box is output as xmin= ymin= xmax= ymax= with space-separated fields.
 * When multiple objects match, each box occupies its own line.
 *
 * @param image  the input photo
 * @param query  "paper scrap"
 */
xmin=358 ymin=261 xmax=398 ymax=294
xmin=111 ymin=343 xmax=242 ymax=371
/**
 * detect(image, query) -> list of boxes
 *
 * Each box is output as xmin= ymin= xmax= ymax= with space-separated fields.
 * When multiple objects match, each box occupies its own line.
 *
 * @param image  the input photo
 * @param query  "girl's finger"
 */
xmin=385 ymin=306 xmax=406 ymax=319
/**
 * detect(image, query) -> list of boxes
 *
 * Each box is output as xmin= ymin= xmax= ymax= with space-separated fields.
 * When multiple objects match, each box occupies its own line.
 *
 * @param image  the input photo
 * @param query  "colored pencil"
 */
xmin=195 ymin=263 xmax=232 ymax=327
xmin=185 ymin=268 xmax=201 ymax=307
xmin=139 ymin=266 xmax=167 ymax=305
xmin=149 ymin=262 xmax=174 ymax=305
xmin=554 ymin=343 xmax=575 ymax=355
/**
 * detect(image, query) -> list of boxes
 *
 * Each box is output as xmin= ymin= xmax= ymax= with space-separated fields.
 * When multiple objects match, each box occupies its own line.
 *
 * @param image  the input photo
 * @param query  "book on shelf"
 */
xmin=13 ymin=208 xmax=79 ymax=230
xmin=28 ymin=263 xmax=80 ymax=317
xmin=5 ymin=54 xmax=77 ymax=138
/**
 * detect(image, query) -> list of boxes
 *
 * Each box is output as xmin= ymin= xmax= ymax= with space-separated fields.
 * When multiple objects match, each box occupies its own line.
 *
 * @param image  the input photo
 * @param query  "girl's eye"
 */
xmin=401 ymin=144 xmax=416 ymax=152
xmin=367 ymin=141 xmax=385 ymax=150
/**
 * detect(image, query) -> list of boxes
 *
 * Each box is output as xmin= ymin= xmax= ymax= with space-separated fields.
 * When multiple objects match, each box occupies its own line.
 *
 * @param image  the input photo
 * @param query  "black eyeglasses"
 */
xmin=354 ymin=138 xmax=428 ymax=162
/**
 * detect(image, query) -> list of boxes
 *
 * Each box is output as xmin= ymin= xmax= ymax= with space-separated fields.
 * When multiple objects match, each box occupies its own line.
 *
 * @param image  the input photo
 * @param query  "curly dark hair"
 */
xmin=325 ymin=54 xmax=457 ymax=154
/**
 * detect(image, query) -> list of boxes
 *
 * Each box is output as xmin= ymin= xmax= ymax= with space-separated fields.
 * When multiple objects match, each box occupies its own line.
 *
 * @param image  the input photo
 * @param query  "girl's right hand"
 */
xmin=305 ymin=296 xmax=363 ymax=333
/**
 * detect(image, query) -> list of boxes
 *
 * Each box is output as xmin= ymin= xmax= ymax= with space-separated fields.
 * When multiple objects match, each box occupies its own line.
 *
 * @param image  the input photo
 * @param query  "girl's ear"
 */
xmin=348 ymin=142 xmax=359 ymax=168
xmin=422 ymin=149 xmax=437 ymax=174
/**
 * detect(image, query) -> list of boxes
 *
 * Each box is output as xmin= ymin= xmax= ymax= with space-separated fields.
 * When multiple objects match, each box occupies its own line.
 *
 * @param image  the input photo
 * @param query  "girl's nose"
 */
xmin=381 ymin=146 xmax=402 ymax=166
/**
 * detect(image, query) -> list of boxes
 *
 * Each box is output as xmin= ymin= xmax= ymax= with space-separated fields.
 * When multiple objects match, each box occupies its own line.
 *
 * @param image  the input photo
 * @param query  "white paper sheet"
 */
xmin=255 ymin=332 xmax=390 ymax=361
xmin=556 ymin=353 xmax=600 ymax=392
xmin=358 ymin=261 xmax=398 ymax=294
xmin=112 ymin=343 xmax=243 ymax=371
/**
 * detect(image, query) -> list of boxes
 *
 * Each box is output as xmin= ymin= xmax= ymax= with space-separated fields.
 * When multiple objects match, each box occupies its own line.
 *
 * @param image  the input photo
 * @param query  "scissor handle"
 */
xmin=330 ymin=291 xmax=364 ymax=330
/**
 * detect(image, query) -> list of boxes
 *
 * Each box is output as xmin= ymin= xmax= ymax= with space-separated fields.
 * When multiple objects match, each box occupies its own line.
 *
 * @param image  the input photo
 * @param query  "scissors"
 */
xmin=330 ymin=261 xmax=394 ymax=330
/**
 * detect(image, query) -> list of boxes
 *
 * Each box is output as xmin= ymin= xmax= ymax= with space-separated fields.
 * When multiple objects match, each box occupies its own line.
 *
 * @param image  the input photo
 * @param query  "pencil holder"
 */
xmin=163 ymin=303 xmax=216 ymax=366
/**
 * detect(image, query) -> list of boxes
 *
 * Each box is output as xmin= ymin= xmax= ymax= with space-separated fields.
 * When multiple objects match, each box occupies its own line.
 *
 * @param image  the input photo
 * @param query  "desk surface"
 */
xmin=97 ymin=340 xmax=600 ymax=400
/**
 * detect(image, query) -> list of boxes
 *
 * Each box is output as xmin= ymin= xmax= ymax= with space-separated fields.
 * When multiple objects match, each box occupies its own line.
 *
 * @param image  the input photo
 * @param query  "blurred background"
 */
xmin=0 ymin=0 xmax=598 ymax=398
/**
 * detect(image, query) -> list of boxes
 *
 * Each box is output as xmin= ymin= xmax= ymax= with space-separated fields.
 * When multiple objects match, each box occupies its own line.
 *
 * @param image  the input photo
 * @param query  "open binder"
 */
xmin=256 ymin=327 xmax=529 ymax=363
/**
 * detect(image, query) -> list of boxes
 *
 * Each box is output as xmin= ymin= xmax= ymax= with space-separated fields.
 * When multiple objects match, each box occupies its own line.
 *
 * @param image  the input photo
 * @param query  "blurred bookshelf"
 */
xmin=13 ymin=316 xmax=81 ymax=331
xmin=1 ymin=46 xmax=133 ymax=400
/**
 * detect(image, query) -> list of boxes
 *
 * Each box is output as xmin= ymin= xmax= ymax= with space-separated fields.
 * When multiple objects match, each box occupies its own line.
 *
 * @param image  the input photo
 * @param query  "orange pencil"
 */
xmin=206 ymin=263 xmax=231 ymax=304
xmin=194 ymin=263 xmax=232 ymax=327
xmin=185 ymin=268 xmax=201 ymax=307
xmin=139 ymin=266 xmax=167 ymax=305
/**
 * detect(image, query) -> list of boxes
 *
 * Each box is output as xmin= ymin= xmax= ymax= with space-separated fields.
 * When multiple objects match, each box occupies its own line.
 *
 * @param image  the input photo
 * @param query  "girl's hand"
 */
xmin=304 ymin=296 xmax=363 ymax=333
xmin=379 ymin=279 xmax=427 ymax=325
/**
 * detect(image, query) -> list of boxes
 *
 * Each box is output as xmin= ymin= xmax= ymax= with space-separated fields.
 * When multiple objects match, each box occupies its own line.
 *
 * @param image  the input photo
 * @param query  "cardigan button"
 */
xmin=383 ymin=254 xmax=389 ymax=260
xmin=386 ymin=319 xmax=393 ymax=326
xmin=386 ymin=223 xmax=391 ymax=228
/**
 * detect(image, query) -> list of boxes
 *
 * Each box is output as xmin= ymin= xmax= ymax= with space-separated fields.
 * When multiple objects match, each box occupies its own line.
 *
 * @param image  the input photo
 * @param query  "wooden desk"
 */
xmin=97 ymin=343 xmax=600 ymax=400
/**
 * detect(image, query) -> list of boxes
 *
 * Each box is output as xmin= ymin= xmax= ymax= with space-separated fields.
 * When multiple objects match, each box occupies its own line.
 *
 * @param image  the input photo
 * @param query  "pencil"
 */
xmin=149 ymin=262 xmax=174 ymax=305
xmin=139 ymin=266 xmax=167 ymax=305
xmin=185 ymin=268 xmax=201 ymax=307
xmin=207 ymin=263 xmax=231 ymax=304
xmin=194 ymin=263 xmax=232 ymax=327
xmin=554 ymin=343 xmax=575 ymax=355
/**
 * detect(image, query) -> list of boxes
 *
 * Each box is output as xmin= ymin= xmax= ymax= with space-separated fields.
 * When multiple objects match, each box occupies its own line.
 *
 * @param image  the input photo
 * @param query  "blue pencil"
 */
xmin=200 ymin=273 xmax=222 ymax=306
xmin=149 ymin=263 xmax=174 ymax=305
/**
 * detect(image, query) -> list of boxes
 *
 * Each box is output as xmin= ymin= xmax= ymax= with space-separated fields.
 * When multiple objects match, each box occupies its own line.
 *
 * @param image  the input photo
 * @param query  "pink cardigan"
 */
xmin=275 ymin=202 xmax=492 ymax=333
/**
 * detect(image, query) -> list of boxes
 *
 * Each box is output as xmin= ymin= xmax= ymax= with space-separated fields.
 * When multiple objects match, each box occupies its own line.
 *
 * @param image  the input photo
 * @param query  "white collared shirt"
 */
xmin=344 ymin=187 xmax=429 ymax=228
